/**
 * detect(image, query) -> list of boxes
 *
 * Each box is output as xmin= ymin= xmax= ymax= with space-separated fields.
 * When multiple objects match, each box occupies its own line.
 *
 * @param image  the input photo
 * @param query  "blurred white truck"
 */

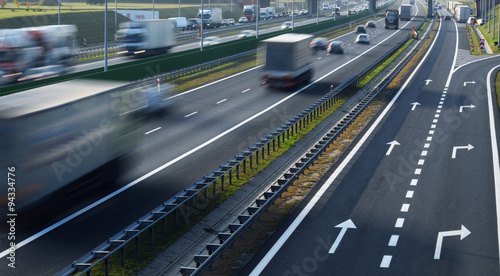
xmin=261 ymin=33 xmax=314 ymax=88
xmin=197 ymin=8 xmax=223 ymax=29
xmin=455 ymin=5 xmax=470 ymax=23
xmin=118 ymin=19 xmax=176 ymax=56
xmin=399 ymin=4 xmax=411 ymax=20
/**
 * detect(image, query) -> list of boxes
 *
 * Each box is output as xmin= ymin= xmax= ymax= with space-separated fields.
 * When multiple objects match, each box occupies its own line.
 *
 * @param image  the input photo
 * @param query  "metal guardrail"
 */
xmin=57 ymin=27 xmax=417 ymax=276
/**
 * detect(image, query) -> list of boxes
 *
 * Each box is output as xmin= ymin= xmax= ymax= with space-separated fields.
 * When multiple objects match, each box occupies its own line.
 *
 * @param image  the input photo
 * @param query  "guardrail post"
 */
xmin=136 ymin=236 xmax=140 ymax=257
xmin=105 ymin=257 xmax=109 ymax=276
xmin=121 ymin=247 xmax=125 ymax=267
xmin=249 ymin=156 xmax=253 ymax=169
xmin=162 ymin=217 xmax=167 ymax=236
xmin=256 ymin=151 xmax=259 ymax=165
xmin=221 ymin=176 xmax=225 ymax=191
xmin=150 ymin=227 xmax=154 ymax=246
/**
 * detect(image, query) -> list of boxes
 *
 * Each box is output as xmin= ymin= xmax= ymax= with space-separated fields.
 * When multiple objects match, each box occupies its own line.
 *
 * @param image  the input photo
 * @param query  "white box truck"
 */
xmin=197 ymin=8 xmax=223 ymax=29
xmin=455 ymin=5 xmax=470 ymax=23
xmin=118 ymin=19 xmax=176 ymax=56
xmin=260 ymin=8 xmax=268 ymax=20
xmin=267 ymin=7 xmax=276 ymax=19
xmin=399 ymin=4 xmax=411 ymax=20
xmin=0 ymin=80 xmax=152 ymax=209
xmin=261 ymin=33 xmax=314 ymax=88
xmin=169 ymin=17 xmax=187 ymax=31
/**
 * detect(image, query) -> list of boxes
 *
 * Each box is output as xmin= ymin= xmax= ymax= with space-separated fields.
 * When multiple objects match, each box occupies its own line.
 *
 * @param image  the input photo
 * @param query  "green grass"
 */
xmin=477 ymin=3 xmax=500 ymax=54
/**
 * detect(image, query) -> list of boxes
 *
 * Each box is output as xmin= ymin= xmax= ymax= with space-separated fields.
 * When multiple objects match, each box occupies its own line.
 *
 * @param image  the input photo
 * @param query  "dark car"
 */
xmin=327 ymin=41 xmax=345 ymax=54
xmin=366 ymin=20 xmax=376 ymax=28
xmin=444 ymin=15 xmax=451 ymax=20
xmin=310 ymin=37 xmax=328 ymax=49
xmin=356 ymin=25 xmax=367 ymax=33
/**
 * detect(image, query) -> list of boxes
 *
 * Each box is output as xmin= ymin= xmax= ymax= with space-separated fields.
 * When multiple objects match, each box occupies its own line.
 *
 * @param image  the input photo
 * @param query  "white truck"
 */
xmin=197 ymin=8 xmax=223 ymax=29
xmin=261 ymin=33 xmax=314 ymax=88
xmin=168 ymin=17 xmax=187 ymax=31
xmin=454 ymin=5 xmax=470 ymax=23
xmin=260 ymin=8 xmax=268 ymax=20
xmin=267 ymin=7 xmax=276 ymax=19
xmin=0 ymin=25 xmax=77 ymax=85
xmin=118 ymin=19 xmax=176 ymax=56
xmin=399 ymin=4 xmax=411 ymax=21
xmin=0 ymin=80 xmax=170 ymax=209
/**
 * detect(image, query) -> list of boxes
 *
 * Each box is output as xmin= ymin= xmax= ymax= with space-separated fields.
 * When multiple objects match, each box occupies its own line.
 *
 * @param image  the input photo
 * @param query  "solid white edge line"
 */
xmin=486 ymin=65 xmax=500 ymax=271
xmin=250 ymin=13 xmax=442 ymax=275
xmin=0 ymin=12 xmax=426 ymax=258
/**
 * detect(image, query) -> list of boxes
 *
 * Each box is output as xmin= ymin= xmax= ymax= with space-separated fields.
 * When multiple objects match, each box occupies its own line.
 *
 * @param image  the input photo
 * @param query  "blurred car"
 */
xmin=201 ymin=36 xmax=220 ymax=47
xmin=228 ymin=18 xmax=235 ymax=25
xmin=327 ymin=41 xmax=345 ymax=54
xmin=239 ymin=17 xmax=248 ymax=23
xmin=356 ymin=25 xmax=367 ymax=33
xmin=310 ymin=37 xmax=328 ymax=49
xmin=281 ymin=21 xmax=293 ymax=30
xmin=186 ymin=18 xmax=199 ymax=30
xmin=444 ymin=15 xmax=451 ymax=20
xmin=477 ymin=18 xmax=484 ymax=25
xmin=222 ymin=19 xmax=230 ymax=26
xmin=238 ymin=30 xmax=256 ymax=38
xmin=355 ymin=34 xmax=370 ymax=44
xmin=366 ymin=20 xmax=376 ymax=28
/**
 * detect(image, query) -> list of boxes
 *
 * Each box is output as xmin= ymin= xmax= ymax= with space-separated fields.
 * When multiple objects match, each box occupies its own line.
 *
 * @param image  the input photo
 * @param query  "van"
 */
xmin=168 ymin=17 xmax=187 ymax=31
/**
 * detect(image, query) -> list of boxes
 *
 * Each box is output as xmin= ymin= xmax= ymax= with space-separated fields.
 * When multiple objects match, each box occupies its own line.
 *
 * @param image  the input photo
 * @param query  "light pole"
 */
xmin=105 ymin=0 xmax=108 ymax=71
xmin=58 ymin=0 xmax=60 ymax=25
xmin=153 ymin=0 xmax=155 ymax=19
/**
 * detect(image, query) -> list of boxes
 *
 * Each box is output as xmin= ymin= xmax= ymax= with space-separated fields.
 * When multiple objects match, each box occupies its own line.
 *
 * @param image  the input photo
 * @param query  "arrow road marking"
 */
xmin=329 ymin=219 xmax=356 ymax=254
xmin=459 ymin=104 xmax=476 ymax=113
xmin=451 ymin=144 xmax=474 ymax=159
xmin=411 ymin=102 xmax=421 ymax=111
xmin=463 ymin=81 xmax=476 ymax=86
xmin=434 ymin=225 xmax=471 ymax=259
xmin=425 ymin=79 xmax=433 ymax=85
xmin=386 ymin=140 xmax=401 ymax=155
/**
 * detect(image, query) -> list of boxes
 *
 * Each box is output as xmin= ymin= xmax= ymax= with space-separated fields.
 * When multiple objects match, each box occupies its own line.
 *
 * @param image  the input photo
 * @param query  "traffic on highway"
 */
xmin=1 ymin=0 xmax=500 ymax=275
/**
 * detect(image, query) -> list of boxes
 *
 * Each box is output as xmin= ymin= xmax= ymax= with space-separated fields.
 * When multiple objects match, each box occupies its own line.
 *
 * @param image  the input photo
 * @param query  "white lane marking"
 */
xmin=424 ymin=143 xmax=430 ymax=148
xmin=145 ymin=127 xmax=161 ymax=135
xmin=401 ymin=204 xmax=410 ymax=212
xmin=406 ymin=191 xmax=414 ymax=198
xmin=414 ymin=168 xmax=422 ymax=175
xmin=185 ymin=111 xmax=198 ymax=118
xmin=418 ymin=159 xmax=425 ymax=165
xmin=388 ymin=235 xmax=399 ymax=246
xmin=421 ymin=151 xmax=428 ymax=156
xmin=3 ymin=14 xmax=430 ymax=259
xmin=395 ymin=218 xmax=405 ymax=228
xmin=486 ymin=65 xmax=500 ymax=267
xmin=250 ymin=16 xmax=442 ymax=273
xmin=216 ymin=99 xmax=227 ymax=104
xmin=380 ymin=255 xmax=392 ymax=268
xmin=242 ymin=88 xmax=251 ymax=93
xmin=410 ymin=179 xmax=418 ymax=186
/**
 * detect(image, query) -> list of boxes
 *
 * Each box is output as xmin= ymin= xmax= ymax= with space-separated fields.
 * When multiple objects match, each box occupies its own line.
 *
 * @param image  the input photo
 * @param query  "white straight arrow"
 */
xmin=386 ymin=140 xmax=400 ymax=155
xmin=329 ymin=219 xmax=356 ymax=254
xmin=459 ymin=104 xmax=476 ymax=113
xmin=434 ymin=225 xmax=471 ymax=259
xmin=411 ymin=102 xmax=421 ymax=111
xmin=451 ymin=144 xmax=474 ymax=159
xmin=425 ymin=79 xmax=432 ymax=85
xmin=463 ymin=81 xmax=476 ymax=86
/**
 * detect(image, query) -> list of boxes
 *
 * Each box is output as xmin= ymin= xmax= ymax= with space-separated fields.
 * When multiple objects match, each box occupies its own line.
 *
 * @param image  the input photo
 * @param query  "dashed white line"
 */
xmin=410 ymin=179 xmax=418 ymax=186
xmin=395 ymin=218 xmax=405 ymax=228
xmin=145 ymin=127 xmax=161 ymax=135
xmin=401 ymin=204 xmax=410 ymax=212
xmin=421 ymin=151 xmax=428 ymax=156
xmin=429 ymin=130 xmax=434 ymax=135
xmin=415 ymin=168 xmax=422 ymax=175
xmin=406 ymin=191 xmax=414 ymax=198
xmin=424 ymin=143 xmax=430 ymax=148
xmin=185 ymin=111 xmax=198 ymax=118
xmin=426 ymin=136 xmax=433 ymax=141
xmin=380 ymin=255 xmax=392 ymax=268
xmin=388 ymin=235 xmax=400 ymax=246
xmin=217 ymin=99 xmax=227 ymax=104
xmin=242 ymin=88 xmax=251 ymax=93
xmin=431 ymin=124 xmax=436 ymax=129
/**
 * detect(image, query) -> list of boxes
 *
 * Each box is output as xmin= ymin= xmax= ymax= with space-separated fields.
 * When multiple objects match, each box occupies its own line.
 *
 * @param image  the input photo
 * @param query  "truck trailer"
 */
xmin=118 ymin=19 xmax=176 ymax=56
xmin=261 ymin=33 xmax=314 ymax=88
xmin=0 ymin=80 xmax=155 ymax=209
xmin=399 ymin=4 xmax=412 ymax=21
xmin=0 ymin=25 xmax=77 ymax=85
xmin=197 ymin=8 xmax=223 ymax=29
xmin=385 ymin=9 xmax=399 ymax=29
xmin=454 ymin=5 xmax=470 ymax=23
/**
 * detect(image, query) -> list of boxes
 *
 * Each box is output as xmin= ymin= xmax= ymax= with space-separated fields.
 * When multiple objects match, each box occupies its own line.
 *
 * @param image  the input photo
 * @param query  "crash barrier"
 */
xmin=57 ymin=12 xmax=422 ymax=276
